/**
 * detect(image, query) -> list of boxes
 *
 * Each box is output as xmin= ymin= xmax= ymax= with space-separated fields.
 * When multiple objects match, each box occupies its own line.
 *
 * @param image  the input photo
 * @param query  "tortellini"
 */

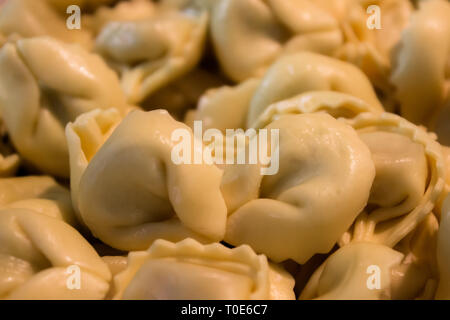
xmin=0 ymin=0 xmax=449 ymax=301
xmin=390 ymin=0 xmax=450 ymax=126
xmin=0 ymin=0 xmax=92 ymax=48
xmin=113 ymin=238 xmax=294 ymax=300
xmin=301 ymin=212 xmax=439 ymax=300
xmin=190 ymin=52 xmax=384 ymax=131
xmin=185 ymin=78 xmax=260 ymax=132
xmin=0 ymin=175 xmax=76 ymax=226
xmin=299 ymin=242 xmax=404 ymax=300
xmin=0 ymin=207 xmax=111 ymax=299
xmin=332 ymin=0 xmax=413 ymax=92
xmin=68 ymin=109 xmax=227 ymax=250
xmin=66 ymin=108 xmax=123 ymax=225
xmin=208 ymin=0 xmax=287 ymax=82
xmin=252 ymin=90 xmax=382 ymax=130
xmin=85 ymin=0 xmax=157 ymax=34
xmin=247 ymin=52 xmax=384 ymax=127
xmin=0 ymin=37 xmax=129 ymax=177
xmin=95 ymin=0 xmax=208 ymax=104
xmin=225 ymin=113 xmax=375 ymax=263
xmin=341 ymin=112 xmax=446 ymax=247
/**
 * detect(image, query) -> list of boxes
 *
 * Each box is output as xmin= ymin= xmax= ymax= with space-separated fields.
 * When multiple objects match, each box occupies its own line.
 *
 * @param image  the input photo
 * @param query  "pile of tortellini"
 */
xmin=0 ymin=0 xmax=449 ymax=300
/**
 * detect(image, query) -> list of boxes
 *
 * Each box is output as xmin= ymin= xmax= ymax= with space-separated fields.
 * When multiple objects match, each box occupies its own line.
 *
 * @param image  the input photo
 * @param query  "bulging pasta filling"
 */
xmin=0 ymin=0 xmax=448 ymax=301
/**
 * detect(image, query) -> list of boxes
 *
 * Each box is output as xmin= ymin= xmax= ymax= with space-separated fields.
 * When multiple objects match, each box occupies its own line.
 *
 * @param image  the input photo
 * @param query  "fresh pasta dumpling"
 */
xmin=70 ymin=109 xmax=227 ymax=250
xmin=113 ymin=238 xmax=295 ymax=300
xmin=390 ymin=213 xmax=439 ymax=300
xmin=390 ymin=0 xmax=450 ymax=125
xmin=332 ymin=0 xmax=412 ymax=92
xmin=252 ymin=90 xmax=382 ymax=130
xmin=341 ymin=113 xmax=446 ymax=247
xmin=246 ymin=52 xmax=384 ymax=127
xmin=225 ymin=113 xmax=375 ymax=263
xmin=66 ymin=108 xmax=124 ymax=225
xmin=302 ymin=211 xmax=439 ymax=300
xmin=0 ymin=0 xmax=92 ymax=48
xmin=220 ymin=90 xmax=381 ymax=216
xmin=267 ymin=0 xmax=344 ymax=51
xmin=101 ymin=256 xmax=128 ymax=299
xmin=300 ymin=242 xmax=404 ymax=300
xmin=0 ymin=208 xmax=111 ymax=299
xmin=0 ymin=175 xmax=76 ymax=226
xmin=0 ymin=37 xmax=129 ymax=177
xmin=185 ymin=78 xmax=260 ymax=132
xmin=95 ymin=0 xmax=208 ymax=104
xmin=208 ymin=0 xmax=286 ymax=82
xmin=191 ymin=52 xmax=383 ymax=131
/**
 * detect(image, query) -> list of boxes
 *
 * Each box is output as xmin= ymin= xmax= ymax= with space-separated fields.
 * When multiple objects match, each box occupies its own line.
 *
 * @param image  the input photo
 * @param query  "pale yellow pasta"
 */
xmin=0 ymin=175 xmax=68 ymax=207
xmin=390 ymin=0 xmax=450 ymax=125
xmin=0 ymin=154 xmax=19 ymax=178
xmin=0 ymin=0 xmax=92 ymax=48
xmin=113 ymin=238 xmax=294 ymax=300
xmin=85 ymin=0 xmax=157 ymax=35
xmin=300 ymin=242 xmax=404 ymax=300
xmin=342 ymin=112 xmax=446 ymax=247
xmin=251 ymin=90 xmax=382 ymax=130
xmin=302 ymin=214 xmax=439 ymax=300
xmin=390 ymin=213 xmax=439 ymax=300
xmin=66 ymin=108 xmax=123 ymax=226
xmin=0 ymin=0 xmax=448 ymax=302
xmin=333 ymin=0 xmax=413 ymax=92
xmin=435 ymin=146 xmax=450 ymax=218
xmin=95 ymin=0 xmax=208 ymax=104
xmin=101 ymin=256 xmax=128 ymax=299
xmin=0 ymin=176 xmax=77 ymax=227
xmin=73 ymin=109 xmax=227 ymax=250
xmin=186 ymin=78 xmax=260 ymax=132
xmin=0 ymin=37 xmax=129 ymax=177
xmin=246 ymin=52 xmax=384 ymax=127
xmin=225 ymin=113 xmax=375 ymax=264
xmin=0 ymin=208 xmax=111 ymax=299
xmin=208 ymin=0 xmax=286 ymax=82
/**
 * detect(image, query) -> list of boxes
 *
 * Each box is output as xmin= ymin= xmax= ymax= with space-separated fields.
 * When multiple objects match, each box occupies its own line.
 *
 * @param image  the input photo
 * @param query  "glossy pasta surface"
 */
xmin=0 ymin=0 xmax=449 ymax=301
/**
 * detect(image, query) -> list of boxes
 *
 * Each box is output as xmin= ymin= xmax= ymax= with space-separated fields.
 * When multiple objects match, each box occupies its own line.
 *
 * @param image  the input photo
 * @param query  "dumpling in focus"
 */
xmin=67 ymin=109 xmax=227 ymax=250
xmin=225 ymin=113 xmax=375 ymax=264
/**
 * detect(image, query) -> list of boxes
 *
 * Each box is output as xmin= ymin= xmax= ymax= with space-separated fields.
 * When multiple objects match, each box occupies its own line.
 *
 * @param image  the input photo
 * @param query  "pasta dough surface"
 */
xmin=0 ymin=37 xmax=128 ymax=177
xmin=113 ymin=238 xmax=294 ymax=300
xmin=75 ymin=110 xmax=227 ymax=250
xmin=225 ymin=113 xmax=375 ymax=263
